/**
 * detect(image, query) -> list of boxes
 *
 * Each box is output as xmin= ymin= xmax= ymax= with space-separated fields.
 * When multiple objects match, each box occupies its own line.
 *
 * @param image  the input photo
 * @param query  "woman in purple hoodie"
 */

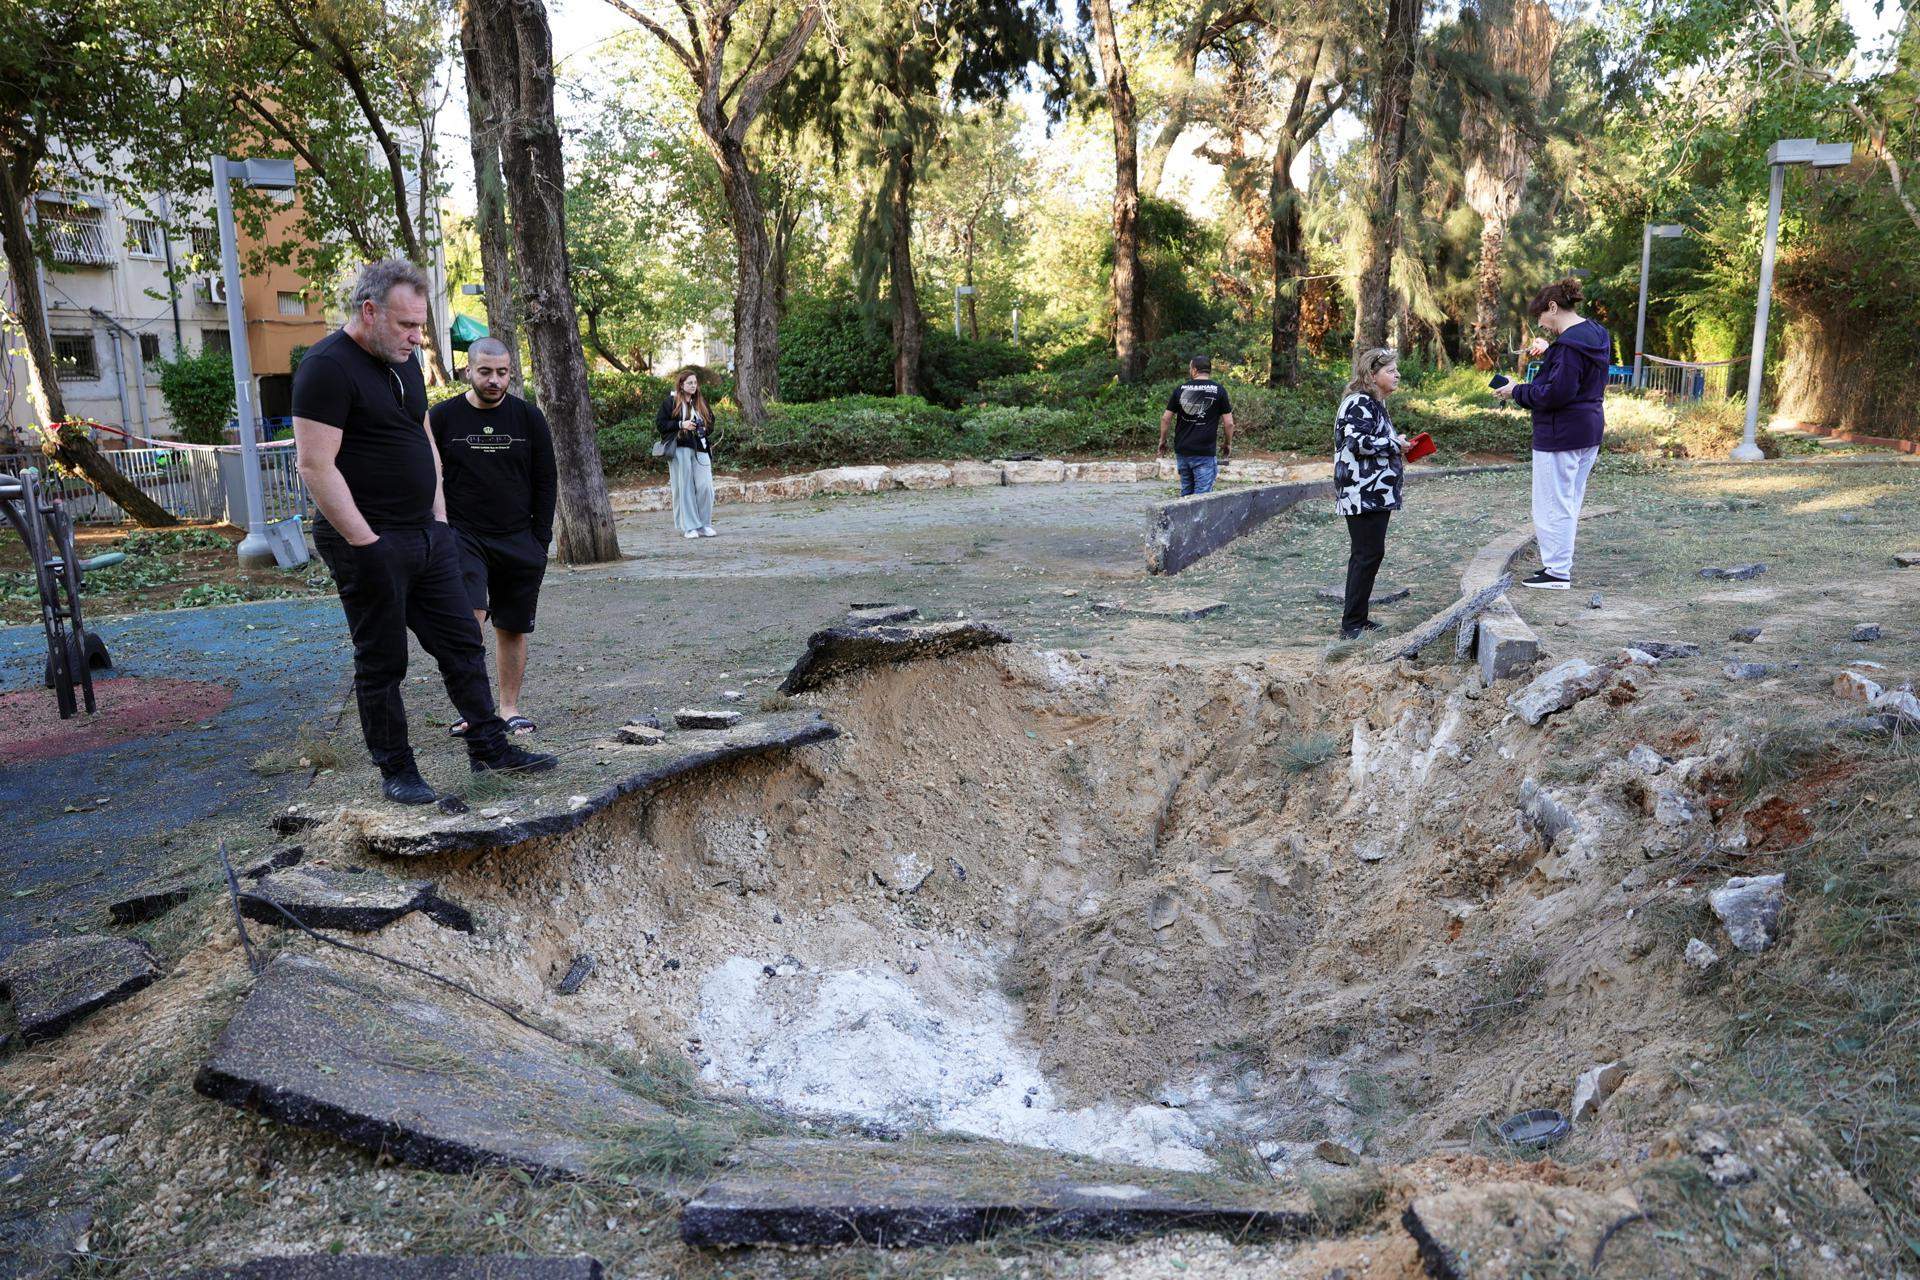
xmin=1492 ymin=277 xmax=1611 ymax=589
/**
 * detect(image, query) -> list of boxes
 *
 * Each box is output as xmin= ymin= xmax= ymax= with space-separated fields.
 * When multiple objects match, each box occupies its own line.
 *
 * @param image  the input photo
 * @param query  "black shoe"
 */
xmin=1521 ymin=570 xmax=1570 ymax=590
xmin=470 ymin=741 xmax=559 ymax=774
xmin=1339 ymin=621 xmax=1382 ymax=641
xmin=381 ymin=768 xmax=439 ymax=806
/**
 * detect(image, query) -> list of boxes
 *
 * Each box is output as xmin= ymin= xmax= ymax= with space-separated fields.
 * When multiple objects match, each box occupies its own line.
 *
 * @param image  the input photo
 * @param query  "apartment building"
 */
xmin=0 ymin=185 xmax=328 ymax=447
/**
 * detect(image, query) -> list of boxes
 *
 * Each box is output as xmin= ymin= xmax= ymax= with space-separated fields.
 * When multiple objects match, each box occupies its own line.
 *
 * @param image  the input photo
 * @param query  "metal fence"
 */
xmin=1637 ymin=360 xmax=1737 ymax=402
xmin=0 ymin=445 xmax=313 ymax=525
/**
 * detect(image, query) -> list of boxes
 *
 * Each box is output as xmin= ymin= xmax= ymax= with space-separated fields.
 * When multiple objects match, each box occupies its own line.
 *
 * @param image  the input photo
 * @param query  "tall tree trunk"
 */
xmin=1471 ymin=218 xmax=1505 ymax=369
xmin=1354 ymin=0 xmax=1420 ymax=355
xmin=0 ymin=162 xmax=176 ymax=526
xmin=472 ymin=0 xmax=618 ymax=565
xmin=889 ymin=145 xmax=924 ymax=397
xmin=711 ymin=137 xmax=779 ymax=423
xmin=1088 ymin=0 xmax=1144 ymax=383
xmin=459 ymin=0 xmax=521 ymax=394
xmin=1269 ymin=151 xmax=1305 ymax=388
xmin=963 ymin=226 xmax=979 ymax=341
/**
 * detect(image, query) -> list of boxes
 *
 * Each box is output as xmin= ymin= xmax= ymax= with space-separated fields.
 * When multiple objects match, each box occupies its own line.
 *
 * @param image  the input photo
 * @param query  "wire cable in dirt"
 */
xmin=216 ymin=840 xmax=264 ymax=976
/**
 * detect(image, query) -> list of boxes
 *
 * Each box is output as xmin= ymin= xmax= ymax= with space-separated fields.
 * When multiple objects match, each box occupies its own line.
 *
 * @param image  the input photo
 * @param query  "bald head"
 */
xmin=466 ymin=336 xmax=512 ymax=404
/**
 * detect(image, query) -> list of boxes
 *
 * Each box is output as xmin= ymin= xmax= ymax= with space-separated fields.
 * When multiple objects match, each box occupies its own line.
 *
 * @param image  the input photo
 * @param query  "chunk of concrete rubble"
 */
xmin=1507 ymin=659 xmax=1607 ymax=725
xmin=1091 ymin=597 xmax=1229 ymax=622
xmin=1874 ymin=688 xmax=1920 ymax=724
xmin=1709 ymin=873 xmax=1786 ymax=953
xmin=108 ymin=879 xmax=194 ymax=925
xmin=1402 ymin=1181 xmax=1645 ymax=1279
xmin=1834 ymin=670 xmax=1882 ymax=702
xmin=555 ymin=955 xmax=595 ymax=996
xmin=194 ymin=953 xmax=669 ymax=1181
xmin=1850 ymin=623 xmax=1882 ymax=643
xmin=1621 ymin=647 xmax=1660 ymax=666
xmin=240 ymin=845 xmax=308 ymax=880
xmin=679 ymin=1136 xmax=1362 ymax=1248
xmin=1723 ymin=662 xmax=1775 ymax=681
xmin=180 ymin=1260 xmax=603 ymax=1280
xmin=1730 ymin=626 xmax=1763 ymax=643
xmin=332 ymin=713 xmax=838 ymax=858
xmin=780 ymin=621 xmax=1010 ymax=694
xmin=238 ymin=866 xmax=446 ymax=933
xmin=1313 ymin=1140 xmax=1359 ymax=1166
xmin=0 ymin=935 xmax=158 ymax=1044
xmin=1314 ymin=585 xmax=1411 ymax=606
xmin=1626 ymin=639 xmax=1698 ymax=660
xmin=674 ymin=708 xmax=743 ymax=730
xmin=847 ymin=603 xmax=920 ymax=626
xmin=0 ymin=1206 xmax=94 ymax=1280
xmin=1626 ymin=744 xmax=1669 ymax=775
xmin=615 ymin=723 xmax=666 ymax=745
xmin=1684 ymin=938 xmax=1720 ymax=972
xmin=1571 ymin=1062 xmax=1626 ymax=1122
xmin=1893 ymin=551 xmax=1920 ymax=568
xmin=1519 ymin=779 xmax=1579 ymax=845
xmin=1698 ymin=563 xmax=1767 ymax=581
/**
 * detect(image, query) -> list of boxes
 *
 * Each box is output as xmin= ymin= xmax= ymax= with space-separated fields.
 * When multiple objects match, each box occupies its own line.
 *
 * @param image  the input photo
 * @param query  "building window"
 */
xmin=202 ymin=328 xmax=231 ymax=355
xmin=139 ymin=333 xmax=163 ymax=365
xmin=277 ymin=291 xmax=306 ymax=317
xmin=188 ymin=226 xmax=220 ymax=263
xmin=53 ymin=333 xmax=100 ymax=381
xmin=128 ymin=217 xmax=166 ymax=259
xmin=37 ymin=200 xmax=113 ymax=267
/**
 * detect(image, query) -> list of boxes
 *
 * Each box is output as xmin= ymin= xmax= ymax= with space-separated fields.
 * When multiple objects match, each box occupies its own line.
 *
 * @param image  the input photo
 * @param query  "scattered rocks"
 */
xmin=1146 ymin=893 xmax=1181 ymax=930
xmin=1834 ymin=670 xmax=1882 ymax=703
xmin=1723 ymin=662 xmax=1775 ymax=682
xmin=1620 ymin=647 xmax=1660 ymax=667
xmin=624 ymin=714 xmax=663 ymax=731
xmin=1892 ymin=551 xmax=1920 ymax=568
xmin=1684 ymin=938 xmax=1720 ymax=972
xmin=1626 ymin=744 xmax=1669 ymax=776
xmin=1709 ymin=873 xmax=1786 ymax=953
xmin=846 ymin=603 xmax=920 ymax=626
xmin=674 ymin=708 xmax=743 ymax=730
xmin=1507 ymin=659 xmax=1607 ymax=726
xmin=780 ymin=621 xmax=1010 ymax=694
xmin=1313 ymin=1140 xmax=1359 ymax=1166
xmin=679 ymin=1136 xmax=1357 ymax=1248
xmin=1875 ymin=687 xmax=1920 ymax=724
xmin=1850 ymin=623 xmax=1882 ymax=643
xmin=1626 ymin=640 xmax=1698 ymax=660
xmin=1698 ymin=563 xmax=1767 ymax=581
xmin=1729 ymin=626 xmax=1762 ymax=643
xmin=1570 ymin=1062 xmax=1626 ymax=1122
xmin=194 ymin=954 xmax=671 ymax=1180
xmin=239 ymin=866 xmax=446 ymax=933
xmin=556 ymin=955 xmax=595 ymax=996
xmin=1519 ymin=779 xmax=1580 ymax=846
xmin=0 ymin=935 xmax=159 ymax=1044
xmin=615 ymin=723 xmax=667 ymax=745
xmin=1587 ymin=593 xmax=1603 ymax=609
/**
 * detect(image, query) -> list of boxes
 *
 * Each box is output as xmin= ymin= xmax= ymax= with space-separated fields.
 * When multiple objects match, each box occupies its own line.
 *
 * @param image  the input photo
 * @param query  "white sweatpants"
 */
xmin=1532 ymin=446 xmax=1598 ymax=578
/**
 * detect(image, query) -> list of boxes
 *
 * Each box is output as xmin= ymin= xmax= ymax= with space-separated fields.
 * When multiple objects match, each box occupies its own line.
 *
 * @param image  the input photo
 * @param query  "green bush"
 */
xmin=597 ymin=417 xmax=660 ymax=478
xmin=729 ymin=396 xmax=959 ymax=470
xmin=777 ymin=298 xmax=893 ymax=402
xmin=919 ymin=328 xmax=1030 ymax=408
xmin=156 ymin=350 xmax=235 ymax=446
xmin=590 ymin=370 xmax=672 ymax=426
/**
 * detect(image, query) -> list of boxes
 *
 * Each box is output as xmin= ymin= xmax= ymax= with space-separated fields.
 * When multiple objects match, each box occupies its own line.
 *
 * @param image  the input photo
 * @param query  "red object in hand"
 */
xmin=1404 ymin=432 xmax=1436 ymax=462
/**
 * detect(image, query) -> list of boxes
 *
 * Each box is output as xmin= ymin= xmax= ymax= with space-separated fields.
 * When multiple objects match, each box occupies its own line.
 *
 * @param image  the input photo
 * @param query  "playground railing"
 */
xmin=0 ymin=446 xmax=313 ymax=526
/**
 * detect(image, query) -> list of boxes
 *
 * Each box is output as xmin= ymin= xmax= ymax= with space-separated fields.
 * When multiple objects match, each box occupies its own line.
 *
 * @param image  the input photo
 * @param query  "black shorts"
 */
xmin=454 ymin=527 xmax=548 ymax=633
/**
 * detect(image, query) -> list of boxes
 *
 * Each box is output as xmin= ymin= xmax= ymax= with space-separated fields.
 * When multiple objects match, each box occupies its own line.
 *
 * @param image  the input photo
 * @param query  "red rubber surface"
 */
xmin=0 ymin=677 xmax=235 ymax=766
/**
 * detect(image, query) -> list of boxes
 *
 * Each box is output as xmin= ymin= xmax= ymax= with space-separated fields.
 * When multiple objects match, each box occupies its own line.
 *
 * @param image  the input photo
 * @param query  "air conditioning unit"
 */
xmin=202 ymin=274 xmax=228 ymax=305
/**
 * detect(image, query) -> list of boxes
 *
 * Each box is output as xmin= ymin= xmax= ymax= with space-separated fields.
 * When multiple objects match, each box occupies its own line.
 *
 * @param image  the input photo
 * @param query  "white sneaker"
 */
xmin=699 ymin=525 xmax=717 ymax=537
xmin=683 ymin=529 xmax=702 ymax=539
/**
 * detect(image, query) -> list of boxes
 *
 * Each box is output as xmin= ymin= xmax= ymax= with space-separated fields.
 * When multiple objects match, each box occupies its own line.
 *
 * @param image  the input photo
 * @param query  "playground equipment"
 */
xmin=1 ymin=467 xmax=115 ymax=718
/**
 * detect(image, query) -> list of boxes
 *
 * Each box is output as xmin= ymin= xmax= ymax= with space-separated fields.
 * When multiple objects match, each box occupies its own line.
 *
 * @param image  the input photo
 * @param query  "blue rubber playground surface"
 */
xmin=0 ymin=598 xmax=348 ymax=948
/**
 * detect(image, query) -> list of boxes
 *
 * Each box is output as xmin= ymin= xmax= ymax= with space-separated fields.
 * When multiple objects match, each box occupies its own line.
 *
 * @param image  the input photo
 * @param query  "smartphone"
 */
xmin=1488 ymin=374 xmax=1511 ymax=389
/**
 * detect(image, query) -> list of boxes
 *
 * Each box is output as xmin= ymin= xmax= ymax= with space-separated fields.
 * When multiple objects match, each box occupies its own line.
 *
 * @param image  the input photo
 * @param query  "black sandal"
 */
xmin=505 ymin=715 xmax=537 ymax=735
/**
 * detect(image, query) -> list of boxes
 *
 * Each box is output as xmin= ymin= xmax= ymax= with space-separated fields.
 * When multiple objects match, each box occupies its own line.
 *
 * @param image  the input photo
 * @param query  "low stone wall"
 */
xmin=608 ymin=456 xmax=1319 ymax=516
xmin=1145 ymin=462 xmax=1523 ymax=576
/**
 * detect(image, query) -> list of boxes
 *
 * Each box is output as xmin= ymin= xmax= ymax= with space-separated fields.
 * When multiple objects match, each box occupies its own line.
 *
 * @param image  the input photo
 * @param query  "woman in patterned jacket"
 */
xmin=1334 ymin=347 xmax=1408 ymax=639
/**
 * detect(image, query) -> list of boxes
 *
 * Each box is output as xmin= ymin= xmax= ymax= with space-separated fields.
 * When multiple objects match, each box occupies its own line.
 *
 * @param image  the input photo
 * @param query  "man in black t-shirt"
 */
xmin=1156 ymin=355 xmax=1236 ymax=496
xmin=293 ymin=260 xmax=555 ymax=805
xmin=430 ymin=337 xmax=557 ymax=737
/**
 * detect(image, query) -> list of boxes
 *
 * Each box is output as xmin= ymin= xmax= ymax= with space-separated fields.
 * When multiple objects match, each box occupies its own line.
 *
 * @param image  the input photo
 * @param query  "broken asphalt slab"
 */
xmin=237 ymin=866 xmax=450 ymax=933
xmin=0 ymin=935 xmax=159 ymax=1044
xmin=780 ymin=622 xmax=1010 ymax=694
xmin=300 ymin=712 xmax=837 ymax=859
xmin=681 ymin=1136 xmax=1366 ymax=1249
xmin=0 ymin=1206 xmax=93 ymax=1280
xmin=193 ymin=953 xmax=667 ymax=1180
xmin=180 ymin=1258 xmax=602 ymax=1280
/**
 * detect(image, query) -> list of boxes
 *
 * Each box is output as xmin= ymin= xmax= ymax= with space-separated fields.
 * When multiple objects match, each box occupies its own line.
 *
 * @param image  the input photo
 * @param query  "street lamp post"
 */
xmin=1633 ymin=223 xmax=1685 ymax=389
xmin=211 ymin=155 xmax=297 ymax=567
xmin=1733 ymin=138 xmax=1853 ymax=462
xmin=952 ymin=284 xmax=977 ymax=339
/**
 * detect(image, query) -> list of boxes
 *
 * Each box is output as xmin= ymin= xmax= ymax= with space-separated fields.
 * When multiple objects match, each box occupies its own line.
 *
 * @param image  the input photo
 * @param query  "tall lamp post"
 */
xmin=211 ymin=155 xmax=297 ymax=567
xmin=1633 ymin=223 xmax=1685 ymax=389
xmin=1733 ymin=138 xmax=1853 ymax=462
xmin=952 ymin=284 xmax=977 ymax=339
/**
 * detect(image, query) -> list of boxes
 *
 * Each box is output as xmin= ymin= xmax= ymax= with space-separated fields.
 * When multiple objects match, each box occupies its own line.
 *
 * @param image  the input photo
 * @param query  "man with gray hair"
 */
xmin=294 ymin=259 xmax=556 ymax=805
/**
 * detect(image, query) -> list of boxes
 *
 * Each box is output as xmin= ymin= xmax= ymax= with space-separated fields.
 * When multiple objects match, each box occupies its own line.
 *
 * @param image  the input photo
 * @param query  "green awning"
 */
xmin=450 ymin=312 xmax=489 ymax=352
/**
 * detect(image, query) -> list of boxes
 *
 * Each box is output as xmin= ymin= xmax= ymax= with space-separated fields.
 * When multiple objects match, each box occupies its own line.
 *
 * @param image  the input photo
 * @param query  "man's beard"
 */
xmin=475 ymin=386 xmax=506 ymax=404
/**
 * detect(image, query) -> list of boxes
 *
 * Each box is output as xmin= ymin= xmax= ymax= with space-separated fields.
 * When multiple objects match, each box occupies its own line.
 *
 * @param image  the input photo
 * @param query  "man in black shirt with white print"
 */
xmin=430 ymin=336 xmax=556 ymax=738
xmin=293 ymin=259 xmax=555 ymax=805
xmin=1157 ymin=355 xmax=1236 ymax=497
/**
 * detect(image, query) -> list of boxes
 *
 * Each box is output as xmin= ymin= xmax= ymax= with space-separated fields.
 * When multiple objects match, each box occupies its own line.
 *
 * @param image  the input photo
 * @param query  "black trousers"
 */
xmin=1342 ymin=509 xmax=1392 ymax=633
xmin=316 ymin=522 xmax=505 ymax=773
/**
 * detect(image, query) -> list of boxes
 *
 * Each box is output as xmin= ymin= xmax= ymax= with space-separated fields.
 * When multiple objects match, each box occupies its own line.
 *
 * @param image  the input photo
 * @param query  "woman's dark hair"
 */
xmin=1526 ymin=277 xmax=1585 ymax=320
xmin=670 ymin=367 xmax=712 ymax=425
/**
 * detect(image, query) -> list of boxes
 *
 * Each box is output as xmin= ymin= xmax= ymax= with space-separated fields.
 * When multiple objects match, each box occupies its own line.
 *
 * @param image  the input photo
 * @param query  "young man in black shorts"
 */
xmin=429 ymin=337 xmax=557 ymax=736
xmin=293 ymin=261 xmax=556 ymax=805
